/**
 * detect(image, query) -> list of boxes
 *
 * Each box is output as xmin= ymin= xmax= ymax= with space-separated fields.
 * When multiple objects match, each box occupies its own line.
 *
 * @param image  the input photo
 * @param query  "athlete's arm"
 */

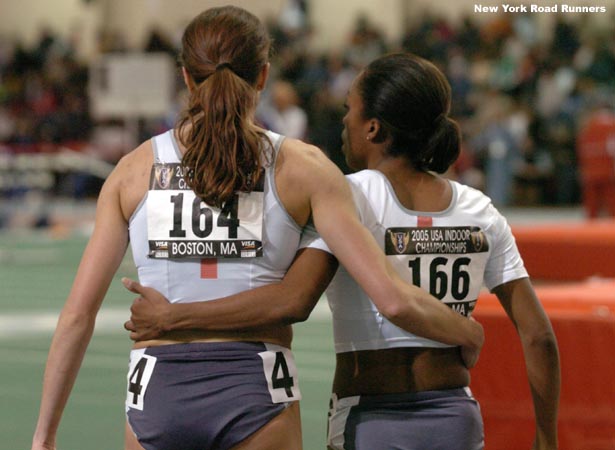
xmin=492 ymin=277 xmax=560 ymax=450
xmin=31 ymin=164 xmax=130 ymax=450
xmin=294 ymin=144 xmax=484 ymax=354
xmin=123 ymin=248 xmax=338 ymax=341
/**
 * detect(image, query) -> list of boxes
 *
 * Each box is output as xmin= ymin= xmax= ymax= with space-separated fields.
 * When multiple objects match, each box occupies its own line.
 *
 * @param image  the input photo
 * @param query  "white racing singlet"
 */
xmin=302 ymin=169 xmax=528 ymax=353
xmin=129 ymin=129 xmax=302 ymax=303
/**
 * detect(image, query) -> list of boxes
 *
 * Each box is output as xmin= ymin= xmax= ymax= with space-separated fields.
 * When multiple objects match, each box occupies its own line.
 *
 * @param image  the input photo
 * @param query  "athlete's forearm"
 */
xmin=493 ymin=279 xmax=560 ymax=449
xmin=163 ymin=284 xmax=310 ymax=331
xmin=34 ymin=146 xmax=131 ymax=448
xmin=522 ymin=328 xmax=560 ymax=448
xmin=32 ymin=311 xmax=96 ymax=447
xmin=171 ymin=253 xmax=336 ymax=331
xmin=381 ymin=268 xmax=484 ymax=349
xmin=399 ymin=286 xmax=484 ymax=349
xmin=127 ymin=249 xmax=338 ymax=337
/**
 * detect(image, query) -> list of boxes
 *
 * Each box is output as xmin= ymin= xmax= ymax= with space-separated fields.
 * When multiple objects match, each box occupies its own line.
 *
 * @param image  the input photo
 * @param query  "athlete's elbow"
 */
xmin=524 ymin=329 xmax=559 ymax=359
xmin=273 ymin=307 xmax=308 ymax=325
xmin=370 ymin=270 xmax=416 ymax=321
xmin=371 ymin=276 xmax=413 ymax=317
xmin=277 ymin=293 xmax=320 ymax=324
xmin=57 ymin=308 xmax=97 ymax=334
xmin=284 ymin=307 xmax=311 ymax=324
xmin=378 ymin=296 xmax=415 ymax=324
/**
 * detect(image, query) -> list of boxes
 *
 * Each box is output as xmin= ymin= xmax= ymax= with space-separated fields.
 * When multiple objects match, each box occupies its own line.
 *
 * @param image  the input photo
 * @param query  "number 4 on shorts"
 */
xmin=126 ymin=353 xmax=157 ymax=411
xmin=259 ymin=344 xmax=302 ymax=403
xmin=272 ymin=351 xmax=294 ymax=397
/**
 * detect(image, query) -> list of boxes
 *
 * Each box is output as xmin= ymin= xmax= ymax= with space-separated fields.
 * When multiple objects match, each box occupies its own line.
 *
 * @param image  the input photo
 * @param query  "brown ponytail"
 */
xmin=176 ymin=6 xmax=272 ymax=208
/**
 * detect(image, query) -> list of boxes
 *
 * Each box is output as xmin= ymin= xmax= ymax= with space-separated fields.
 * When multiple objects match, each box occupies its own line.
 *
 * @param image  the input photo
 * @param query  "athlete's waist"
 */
xmin=331 ymin=316 xmax=455 ymax=352
xmin=333 ymin=347 xmax=469 ymax=398
xmin=132 ymin=326 xmax=293 ymax=350
xmin=333 ymin=337 xmax=453 ymax=353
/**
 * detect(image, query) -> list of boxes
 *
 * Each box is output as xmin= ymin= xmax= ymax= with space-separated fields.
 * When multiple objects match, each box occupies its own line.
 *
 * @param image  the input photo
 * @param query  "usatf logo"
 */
xmin=155 ymin=165 xmax=172 ymax=189
xmin=390 ymin=231 xmax=410 ymax=254
xmin=470 ymin=230 xmax=486 ymax=252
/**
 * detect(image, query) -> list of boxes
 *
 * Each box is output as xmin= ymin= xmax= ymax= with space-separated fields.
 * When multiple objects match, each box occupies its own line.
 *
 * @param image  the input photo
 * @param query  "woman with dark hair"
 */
xmin=124 ymin=53 xmax=560 ymax=449
xmin=318 ymin=53 xmax=559 ymax=450
xmin=31 ymin=8 xmax=482 ymax=450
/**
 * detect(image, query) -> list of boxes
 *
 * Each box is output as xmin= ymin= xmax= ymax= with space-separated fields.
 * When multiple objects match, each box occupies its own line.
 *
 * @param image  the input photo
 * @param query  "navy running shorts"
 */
xmin=125 ymin=341 xmax=301 ymax=450
xmin=328 ymin=387 xmax=484 ymax=450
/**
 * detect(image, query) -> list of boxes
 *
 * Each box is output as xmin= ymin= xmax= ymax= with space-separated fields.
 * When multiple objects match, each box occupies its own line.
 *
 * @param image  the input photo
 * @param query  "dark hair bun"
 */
xmin=422 ymin=117 xmax=461 ymax=173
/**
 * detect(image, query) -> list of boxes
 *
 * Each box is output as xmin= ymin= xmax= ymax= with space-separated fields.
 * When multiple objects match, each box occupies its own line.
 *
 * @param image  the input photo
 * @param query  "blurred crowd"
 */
xmin=1 ymin=4 xmax=615 ymax=214
xmin=267 ymin=8 xmax=615 ymax=208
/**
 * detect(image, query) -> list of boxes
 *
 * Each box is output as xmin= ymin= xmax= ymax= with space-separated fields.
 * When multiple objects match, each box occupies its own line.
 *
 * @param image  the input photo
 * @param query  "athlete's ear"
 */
xmin=366 ymin=119 xmax=382 ymax=142
xmin=256 ymin=62 xmax=270 ymax=91
xmin=182 ymin=67 xmax=196 ymax=93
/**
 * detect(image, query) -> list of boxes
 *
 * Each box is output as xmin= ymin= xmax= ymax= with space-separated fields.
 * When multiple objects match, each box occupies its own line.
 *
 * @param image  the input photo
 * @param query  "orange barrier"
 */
xmin=471 ymin=280 xmax=615 ymax=449
xmin=512 ymin=220 xmax=615 ymax=281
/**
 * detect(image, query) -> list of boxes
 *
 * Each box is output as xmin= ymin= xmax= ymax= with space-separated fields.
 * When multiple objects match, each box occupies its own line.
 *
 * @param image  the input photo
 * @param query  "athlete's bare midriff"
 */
xmin=133 ymin=325 xmax=293 ymax=350
xmin=333 ymin=346 xmax=470 ymax=398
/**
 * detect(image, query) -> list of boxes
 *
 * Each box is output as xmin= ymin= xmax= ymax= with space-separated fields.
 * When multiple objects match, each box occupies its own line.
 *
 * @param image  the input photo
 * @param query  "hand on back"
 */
xmin=123 ymin=278 xmax=171 ymax=341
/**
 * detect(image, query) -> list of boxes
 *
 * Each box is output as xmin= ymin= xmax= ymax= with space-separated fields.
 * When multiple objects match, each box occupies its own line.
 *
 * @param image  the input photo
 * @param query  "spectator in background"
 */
xmin=551 ymin=15 xmax=580 ymax=60
xmin=344 ymin=14 xmax=387 ymax=69
xmin=576 ymin=104 xmax=615 ymax=218
xmin=326 ymin=52 xmax=359 ymax=106
xmin=468 ymin=92 xmax=522 ymax=206
xmin=513 ymin=113 xmax=554 ymax=205
xmin=257 ymin=79 xmax=308 ymax=140
xmin=143 ymin=26 xmax=176 ymax=57
xmin=277 ymin=0 xmax=309 ymax=41
xmin=447 ymin=46 xmax=473 ymax=117
xmin=535 ymin=57 xmax=577 ymax=120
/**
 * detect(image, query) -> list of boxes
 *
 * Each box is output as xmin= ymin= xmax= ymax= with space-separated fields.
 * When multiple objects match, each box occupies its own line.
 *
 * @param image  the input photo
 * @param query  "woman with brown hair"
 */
xmin=31 ymin=8 xmax=482 ymax=450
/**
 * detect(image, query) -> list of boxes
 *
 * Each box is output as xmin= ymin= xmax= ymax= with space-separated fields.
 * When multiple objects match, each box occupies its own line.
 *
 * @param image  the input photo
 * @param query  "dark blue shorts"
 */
xmin=125 ymin=341 xmax=301 ymax=450
xmin=328 ymin=388 xmax=484 ymax=450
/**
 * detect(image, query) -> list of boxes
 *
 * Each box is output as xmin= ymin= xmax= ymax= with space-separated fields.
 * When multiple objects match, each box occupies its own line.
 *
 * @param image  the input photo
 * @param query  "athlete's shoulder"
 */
xmin=452 ymin=180 xmax=492 ymax=207
xmin=451 ymin=180 xmax=508 ymax=229
xmin=277 ymin=137 xmax=341 ymax=181
xmin=114 ymin=140 xmax=154 ymax=179
xmin=280 ymin=136 xmax=328 ymax=161
xmin=101 ymin=139 xmax=153 ymax=204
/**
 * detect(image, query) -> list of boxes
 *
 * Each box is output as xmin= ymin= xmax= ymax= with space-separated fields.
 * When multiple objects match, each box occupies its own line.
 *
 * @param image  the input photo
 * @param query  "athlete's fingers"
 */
xmin=122 ymin=277 xmax=143 ymax=294
xmin=129 ymin=297 xmax=146 ymax=315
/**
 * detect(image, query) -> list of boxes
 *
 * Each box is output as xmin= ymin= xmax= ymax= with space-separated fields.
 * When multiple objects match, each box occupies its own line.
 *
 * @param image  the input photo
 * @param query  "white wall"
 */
xmin=103 ymin=0 xmax=288 ymax=50
xmin=0 ymin=0 xmax=102 ymax=59
xmin=106 ymin=0 xmax=406 ymax=52
xmin=0 ymin=0 xmax=288 ymax=58
xmin=1 ymin=0 xmax=612 ymax=59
